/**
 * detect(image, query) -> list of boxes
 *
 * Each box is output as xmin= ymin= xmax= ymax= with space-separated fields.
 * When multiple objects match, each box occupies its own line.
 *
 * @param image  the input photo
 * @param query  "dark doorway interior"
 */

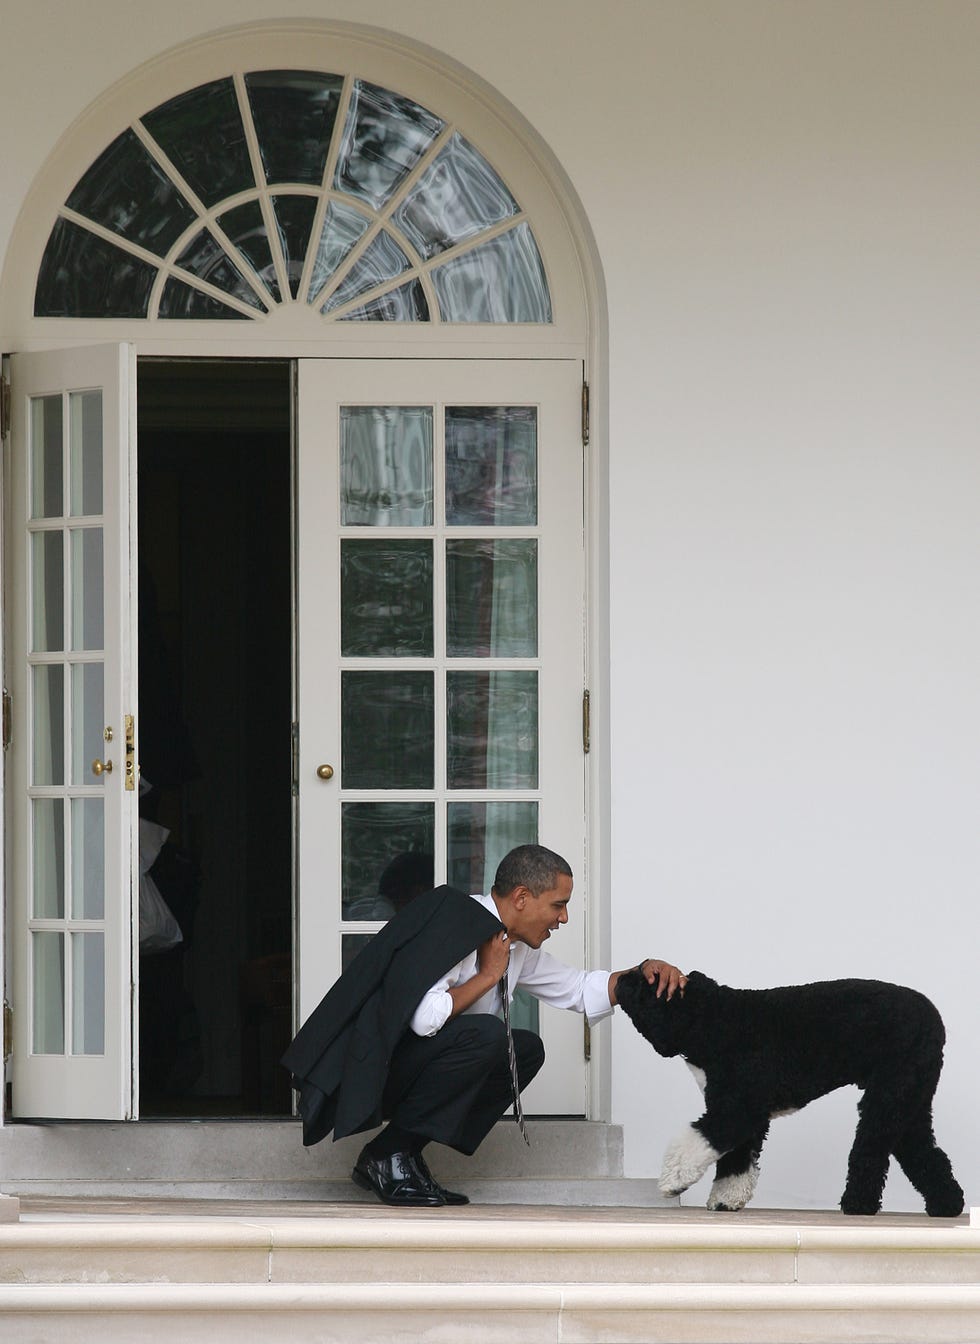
xmin=137 ymin=360 xmax=292 ymax=1117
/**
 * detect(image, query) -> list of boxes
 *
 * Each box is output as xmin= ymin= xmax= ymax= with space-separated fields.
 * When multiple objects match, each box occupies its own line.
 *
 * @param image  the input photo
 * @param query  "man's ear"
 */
xmin=511 ymin=885 xmax=530 ymax=909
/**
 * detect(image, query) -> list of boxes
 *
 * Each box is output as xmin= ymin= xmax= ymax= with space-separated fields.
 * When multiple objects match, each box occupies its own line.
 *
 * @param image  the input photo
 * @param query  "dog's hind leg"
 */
xmin=707 ymin=1124 xmax=770 ymax=1212
xmin=840 ymin=1088 xmax=896 ymax=1215
xmin=892 ymin=1111 xmax=964 ymax=1218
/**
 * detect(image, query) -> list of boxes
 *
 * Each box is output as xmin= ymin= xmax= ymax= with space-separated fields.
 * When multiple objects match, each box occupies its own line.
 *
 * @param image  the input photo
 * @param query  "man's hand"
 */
xmin=477 ymin=929 xmax=511 ymax=984
xmin=608 ymin=958 xmax=687 ymax=1006
xmin=639 ymin=959 xmax=687 ymax=999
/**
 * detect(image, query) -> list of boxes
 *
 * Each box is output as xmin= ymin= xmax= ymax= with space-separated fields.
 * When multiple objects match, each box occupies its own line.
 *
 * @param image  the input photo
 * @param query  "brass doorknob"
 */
xmin=316 ymin=763 xmax=334 ymax=781
xmin=91 ymin=758 xmax=113 ymax=777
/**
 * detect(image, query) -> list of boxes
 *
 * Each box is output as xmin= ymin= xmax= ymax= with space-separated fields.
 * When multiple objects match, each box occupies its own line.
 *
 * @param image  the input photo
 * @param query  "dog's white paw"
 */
xmin=707 ymin=1166 xmax=759 ymax=1212
xmin=659 ymin=1126 xmax=720 ymax=1197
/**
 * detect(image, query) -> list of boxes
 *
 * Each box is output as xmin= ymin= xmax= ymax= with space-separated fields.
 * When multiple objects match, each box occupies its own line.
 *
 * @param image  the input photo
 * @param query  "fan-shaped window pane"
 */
xmin=246 ymin=70 xmax=344 ymax=186
xmin=309 ymin=200 xmax=371 ymax=297
xmin=142 ymin=78 xmax=254 ymax=208
xmin=34 ymin=69 xmax=552 ymax=325
xmin=271 ymin=195 xmax=318 ymax=298
xmin=216 ymin=200 xmax=282 ymax=304
xmin=334 ymin=81 xmax=444 ymax=211
xmin=66 ymin=129 xmax=197 ymax=258
xmin=339 ymin=279 xmax=429 ymax=322
xmin=175 ymin=230 xmax=266 ymax=311
xmin=432 ymin=223 xmax=551 ymax=323
xmin=392 ymin=133 xmax=518 ymax=260
xmin=323 ymin=231 xmax=411 ymax=313
xmin=158 ymin=278 xmax=251 ymax=320
xmin=35 ymin=218 xmax=157 ymax=318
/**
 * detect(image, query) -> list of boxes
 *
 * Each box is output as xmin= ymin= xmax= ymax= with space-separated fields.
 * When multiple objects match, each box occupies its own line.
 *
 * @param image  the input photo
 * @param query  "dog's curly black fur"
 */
xmin=616 ymin=969 xmax=964 ymax=1217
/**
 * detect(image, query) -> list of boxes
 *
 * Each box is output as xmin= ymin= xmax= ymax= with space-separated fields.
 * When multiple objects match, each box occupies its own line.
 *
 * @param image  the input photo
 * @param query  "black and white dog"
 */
xmin=616 ymin=969 xmax=964 ymax=1217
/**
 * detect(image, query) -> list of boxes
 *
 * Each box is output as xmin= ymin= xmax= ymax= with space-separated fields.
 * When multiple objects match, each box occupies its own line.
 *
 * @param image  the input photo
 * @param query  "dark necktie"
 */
xmin=499 ymin=971 xmax=530 ymax=1145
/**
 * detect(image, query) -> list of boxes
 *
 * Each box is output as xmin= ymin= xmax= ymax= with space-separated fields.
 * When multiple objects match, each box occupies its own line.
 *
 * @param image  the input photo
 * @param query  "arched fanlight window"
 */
xmin=34 ymin=72 xmax=552 ymax=323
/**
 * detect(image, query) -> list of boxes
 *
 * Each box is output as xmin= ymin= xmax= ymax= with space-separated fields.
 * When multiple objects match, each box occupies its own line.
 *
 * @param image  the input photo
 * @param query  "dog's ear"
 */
xmin=615 ymin=967 xmax=686 ymax=1058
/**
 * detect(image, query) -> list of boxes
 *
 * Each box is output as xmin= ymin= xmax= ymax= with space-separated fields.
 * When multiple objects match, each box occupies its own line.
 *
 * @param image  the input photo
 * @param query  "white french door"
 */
xmin=6 ymin=344 xmax=138 ymax=1119
xmin=296 ymin=358 xmax=588 ymax=1114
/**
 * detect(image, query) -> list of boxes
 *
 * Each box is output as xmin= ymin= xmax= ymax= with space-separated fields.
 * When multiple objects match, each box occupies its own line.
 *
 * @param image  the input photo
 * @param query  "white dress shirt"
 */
xmin=409 ymin=892 xmax=615 ymax=1037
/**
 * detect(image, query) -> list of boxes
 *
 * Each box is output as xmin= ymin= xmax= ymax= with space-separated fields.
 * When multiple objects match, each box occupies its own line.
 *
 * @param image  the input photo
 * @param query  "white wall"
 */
xmin=2 ymin=0 xmax=979 ymax=1211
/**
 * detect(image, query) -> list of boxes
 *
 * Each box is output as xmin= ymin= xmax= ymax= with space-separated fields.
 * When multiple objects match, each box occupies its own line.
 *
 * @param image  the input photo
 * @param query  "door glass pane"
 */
xmin=446 ymin=540 xmax=537 ymax=657
xmin=69 ymin=390 xmax=103 ymax=515
xmin=342 ymin=802 xmax=434 ymax=919
xmin=322 ymin=231 xmax=411 ymax=313
xmin=32 ymin=663 xmax=65 ymax=785
xmin=431 ymin=222 xmax=552 ymax=323
xmin=445 ymin=407 xmax=537 ymax=525
xmin=341 ymin=539 xmax=433 ymax=656
xmin=244 ymin=70 xmax=344 ymax=187
xmin=71 ymin=528 xmax=104 ymax=651
xmin=334 ymin=80 xmax=444 ymax=212
xmin=71 ymin=662 xmax=104 ymax=785
xmin=33 ymin=798 xmax=65 ymax=918
xmin=72 ymin=933 xmax=105 ymax=1055
xmin=30 ymin=395 xmax=64 ymax=519
xmin=447 ymin=801 xmax=538 ymax=893
xmin=447 ymin=671 xmax=538 ymax=789
xmin=342 ymin=933 xmax=374 ymax=972
xmin=72 ymin=798 xmax=105 ymax=920
xmin=392 ymin=132 xmax=519 ymax=261
xmin=309 ymin=200 xmax=371 ymax=297
xmin=31 ymin=531 xmax=65 ymax=653
xmin=341 ymin=671 xmax=434 ymax=789
xmin=32 ymin=931 xmax=65 ymax=1054
xmin=340 ymin=406 xmax=433 ymax=525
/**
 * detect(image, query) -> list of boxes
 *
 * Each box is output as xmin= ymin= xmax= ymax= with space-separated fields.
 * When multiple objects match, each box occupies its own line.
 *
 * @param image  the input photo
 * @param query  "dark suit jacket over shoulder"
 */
xmin=282 ymin=885 xmax=503 ymax=1146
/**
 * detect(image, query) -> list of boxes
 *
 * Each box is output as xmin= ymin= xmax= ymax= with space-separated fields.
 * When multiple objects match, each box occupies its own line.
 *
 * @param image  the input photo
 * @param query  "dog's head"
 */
xmin=616 ymin=968 xmax=717 ymax=1059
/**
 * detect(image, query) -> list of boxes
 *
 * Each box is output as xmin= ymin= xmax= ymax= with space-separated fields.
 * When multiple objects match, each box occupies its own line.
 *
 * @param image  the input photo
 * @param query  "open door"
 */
xmin=6 ymin=344 xmax=138 ymax=1119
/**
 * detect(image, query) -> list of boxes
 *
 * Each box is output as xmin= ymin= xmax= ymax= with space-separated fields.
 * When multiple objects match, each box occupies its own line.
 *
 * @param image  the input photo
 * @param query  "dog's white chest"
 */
xmin=686 ymin=1061 xmax=707 ymax=1094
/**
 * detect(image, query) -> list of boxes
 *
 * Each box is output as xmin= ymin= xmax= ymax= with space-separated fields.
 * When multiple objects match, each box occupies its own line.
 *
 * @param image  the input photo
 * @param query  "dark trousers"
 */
xmin=380 ymin=1014 xmax=545 ymax=1156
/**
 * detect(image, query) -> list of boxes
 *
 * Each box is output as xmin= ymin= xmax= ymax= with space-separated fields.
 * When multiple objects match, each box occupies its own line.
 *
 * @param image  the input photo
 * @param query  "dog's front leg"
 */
xmin=707 ymin=1125 xmax=770 ymax=1211
xmin=659 ymin=1120 xmax=722 ymax=1198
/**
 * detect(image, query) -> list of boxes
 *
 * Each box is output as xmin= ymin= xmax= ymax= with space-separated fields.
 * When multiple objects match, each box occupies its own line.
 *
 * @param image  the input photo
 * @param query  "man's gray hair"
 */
xmin=492 ymin=844 xmax=573 ymax=898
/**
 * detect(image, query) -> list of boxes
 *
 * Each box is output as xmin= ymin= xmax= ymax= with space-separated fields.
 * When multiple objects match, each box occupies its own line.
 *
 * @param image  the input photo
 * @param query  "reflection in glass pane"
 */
xmin=158 ymin=278 xmax=251 ymax=319
xmin=216 ymin=200 xmax=282 ymax=303
xmin=271 ymin=195 xmax=318 ymax=298
xmin=71 ymin=662 xmax=104 ymax=786
xmin=175 ymin=230 xmax=265 ymax=311
xmin=245 ymin=70 xmax=344 ymax=185
xmin=393 ymin=133 xmax=519 ymax=260
xmin=71 ymin=529 xmax=104 ymax=652
xmin=309 ymin=201 xmax=370 ymax=299
xmin=142 ymin=78 xmax=254 ymax=208
xmin=342 ymin=933 xmax=374 ymax=972
xmin=31 ymin=531 xmax=64 ymax=653
xmin=446 ymin=540 xmax=537 ymax=657
xmin=341 ymin=406 xmax=433 ymax=526
xmin=69 ymin=391 xmax=103 ymax=516
xmin=445 ymin=407 xmax=537 ymax=526
xmin=342 ymin=802 xmax=434 ymax=919
xmin=34 ymin=218 xmax=158 ymax=319
xmin=432 ymin=223 xmax=552 ymax=323
xmin=72 ymin=933 xmax=105 ymax=1055
xmin=322 ymin=230 xmax=410 ymax=312
xmin=31 ymin=396 xmax=63 ymax=520
xmin=33 ymin=798 xmax=65 ymax=919
xmin=72 ymin=798 xmax=105 ymax=920
xmin=447 ymin=801 xmax=538 ymax=894
xmin=447 ymin=671 xmax=538 ymax=789
xmin=334 ymin=80 xmax=444 ymax=211
xmin=33 ymin=664 xmax=65 ymax=786
xmin=65 ymin=127 xmax=197 ymax=257
xmin=33 ymin=931 xmax=65 ymax=1055
xmin=341 ymin=671 xmax=434 ymax=789
xmin=338 ymin=279 xmax=429 ymax=322
xmin=341 ymin=539 xmax=433 ymax=656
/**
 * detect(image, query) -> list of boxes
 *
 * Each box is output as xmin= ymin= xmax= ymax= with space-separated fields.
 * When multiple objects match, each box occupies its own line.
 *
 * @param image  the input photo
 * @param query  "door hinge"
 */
xmin=581 ymin=380 xmax=590 ymax=447
xmin=3 ymin=1002 xmax=11 ymax=1063
xmin=124 ymin=714 xmax=136 ymax=791
xmin=291 ymin=721 xmax=300 ymax=796
xmin=584 ymin=1018 xmax=591 ymax=1063
xmin=582 ymin=689 xmax=591 ymax=754
xmin=0 ymin=376 xmax=9 ymax=440
xmin=1 ymin=689 xmax=10 ymax=751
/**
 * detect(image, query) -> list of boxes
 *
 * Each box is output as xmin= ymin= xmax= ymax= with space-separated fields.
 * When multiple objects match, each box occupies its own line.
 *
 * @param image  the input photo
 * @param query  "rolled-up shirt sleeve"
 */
xmin=409 ymin=958 xmax=465 ymax=1037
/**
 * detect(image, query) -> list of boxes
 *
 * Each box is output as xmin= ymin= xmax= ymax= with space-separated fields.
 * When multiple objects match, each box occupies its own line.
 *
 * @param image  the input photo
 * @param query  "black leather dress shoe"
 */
xmin=414 ymin=1151 xmax=470 ymax=1205
xmin=352 ymin=1149 xmax=445 ymax=1207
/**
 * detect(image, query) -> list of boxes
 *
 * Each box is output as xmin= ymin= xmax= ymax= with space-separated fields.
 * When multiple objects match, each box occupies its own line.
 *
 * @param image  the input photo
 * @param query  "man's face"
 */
xmin=510 ymin=873 xmax=573 ymax=948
